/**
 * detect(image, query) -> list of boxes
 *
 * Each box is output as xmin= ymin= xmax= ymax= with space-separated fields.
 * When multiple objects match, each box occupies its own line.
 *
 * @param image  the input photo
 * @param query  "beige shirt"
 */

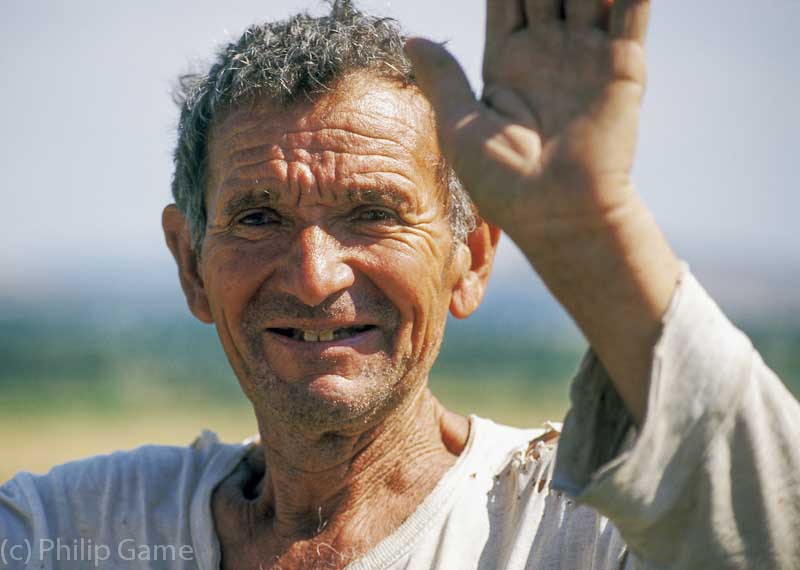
xmin=2 ymin=268 xmax=798 ymax=569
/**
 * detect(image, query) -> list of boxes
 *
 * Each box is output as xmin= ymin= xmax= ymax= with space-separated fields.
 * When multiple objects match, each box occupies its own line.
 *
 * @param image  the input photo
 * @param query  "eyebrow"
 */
xmin=345 ymin=187 xmax=412 ymax=210
xmin=222 ymin=190 xmax=277 ymax=217
xmin=221 ymin=185 xmax=416 ymax=217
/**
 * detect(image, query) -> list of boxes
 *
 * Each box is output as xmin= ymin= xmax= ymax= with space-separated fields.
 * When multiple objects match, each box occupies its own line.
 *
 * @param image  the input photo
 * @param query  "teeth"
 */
xmin=299 ymin=329 xmax=336 ymax=342
xmin=290 ymin=326 xmax=370 ymax=342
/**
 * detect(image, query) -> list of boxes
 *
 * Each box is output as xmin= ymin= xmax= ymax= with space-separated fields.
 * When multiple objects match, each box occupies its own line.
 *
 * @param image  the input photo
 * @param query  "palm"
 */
xmin=408 ymin=0 xmax=650 ymax=241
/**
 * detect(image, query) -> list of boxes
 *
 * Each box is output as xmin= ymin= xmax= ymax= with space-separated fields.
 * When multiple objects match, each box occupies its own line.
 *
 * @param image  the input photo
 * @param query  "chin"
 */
xmin=247 ymin=359 xmax=419 ymax=434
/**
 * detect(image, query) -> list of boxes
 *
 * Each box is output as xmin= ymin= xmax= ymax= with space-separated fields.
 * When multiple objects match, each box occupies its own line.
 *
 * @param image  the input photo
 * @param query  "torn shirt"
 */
xmin=1 ymin=268 xmax=798 ymax=569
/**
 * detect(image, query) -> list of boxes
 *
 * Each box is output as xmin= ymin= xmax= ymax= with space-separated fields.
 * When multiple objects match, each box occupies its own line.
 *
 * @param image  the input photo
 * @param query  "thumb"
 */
xmin=404 ymin=37 xmax=478 ymax=140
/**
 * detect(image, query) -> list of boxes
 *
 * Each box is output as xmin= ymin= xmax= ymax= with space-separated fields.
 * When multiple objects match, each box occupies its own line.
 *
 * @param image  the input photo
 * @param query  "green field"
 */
xmin=1 ymin=310 xmax=798 ymax=483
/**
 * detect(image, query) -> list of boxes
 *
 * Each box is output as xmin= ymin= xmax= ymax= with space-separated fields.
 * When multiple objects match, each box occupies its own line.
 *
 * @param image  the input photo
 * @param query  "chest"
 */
xmin=217 ymin=532 xmax=363 ymax=570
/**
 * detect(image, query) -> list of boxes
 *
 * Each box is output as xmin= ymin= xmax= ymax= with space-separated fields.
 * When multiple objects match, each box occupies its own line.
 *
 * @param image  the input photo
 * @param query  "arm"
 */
xmin=406 ymin=3 xmax=800 ymax=566
xmin=553 ymin=267 xmax=800 ymax=567
xmin=405 ymin=0 xmax=678 ymax=425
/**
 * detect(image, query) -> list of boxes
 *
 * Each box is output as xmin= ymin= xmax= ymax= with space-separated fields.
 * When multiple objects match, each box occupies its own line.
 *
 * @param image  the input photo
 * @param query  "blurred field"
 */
xmin=1 ymin=303 xmax=798 ymax=483
xmin=0 ymin=387 xmax=567 ymax=483
xmin=0 ymin=408 xmax=257 ymax=482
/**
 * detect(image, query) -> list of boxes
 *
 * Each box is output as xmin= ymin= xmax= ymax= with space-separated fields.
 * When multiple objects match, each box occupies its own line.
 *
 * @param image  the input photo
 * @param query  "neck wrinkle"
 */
xmin=254 ymin=385 xmax=457 ymax=542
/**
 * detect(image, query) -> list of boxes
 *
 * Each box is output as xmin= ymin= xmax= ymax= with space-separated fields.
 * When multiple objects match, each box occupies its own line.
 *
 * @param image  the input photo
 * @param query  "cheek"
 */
xmin=200 ymin=241 xmax=289 ymax=398
xmin=360 ymin=231 xmax=453 ymax=359
xmin=201 ymin=241 xmax=281 ymax=344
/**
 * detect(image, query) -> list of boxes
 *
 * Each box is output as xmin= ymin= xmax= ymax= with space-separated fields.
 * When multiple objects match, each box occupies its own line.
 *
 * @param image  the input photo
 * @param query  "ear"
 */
xmin=162 ymin=205 xmax=214 ymax=324
xmin=449 ymin=221 xmax=501 ymax=319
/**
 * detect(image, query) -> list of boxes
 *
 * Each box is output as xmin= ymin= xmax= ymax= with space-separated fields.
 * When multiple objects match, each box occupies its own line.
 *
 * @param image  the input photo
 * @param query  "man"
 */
xmin=2 ymin=1 xmax=798 ymax=568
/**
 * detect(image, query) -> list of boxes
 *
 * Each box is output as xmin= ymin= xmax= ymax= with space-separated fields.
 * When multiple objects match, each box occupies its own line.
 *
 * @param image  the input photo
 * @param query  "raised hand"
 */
xmin=406 ymin=0 xmax=681 ymax=424
xmin=406 ymin=0 xmax=650 ymax=245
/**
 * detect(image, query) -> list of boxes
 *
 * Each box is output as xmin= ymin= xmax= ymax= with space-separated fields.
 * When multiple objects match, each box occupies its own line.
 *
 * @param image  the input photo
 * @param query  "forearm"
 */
xmin=510 ymin=193 xmax=681 ymax=425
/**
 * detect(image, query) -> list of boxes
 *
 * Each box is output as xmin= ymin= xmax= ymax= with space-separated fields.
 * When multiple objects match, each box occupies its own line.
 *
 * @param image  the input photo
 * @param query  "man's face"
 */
xmin=198 ymin=76 xmax=468 ymax=434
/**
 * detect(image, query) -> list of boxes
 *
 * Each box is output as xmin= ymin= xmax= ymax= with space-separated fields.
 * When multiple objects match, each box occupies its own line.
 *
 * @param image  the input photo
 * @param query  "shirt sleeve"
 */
xmin=551 ymin=265 xmax=800 ymax=569
xmin=0 ymin=434 xmax=235 ymax=570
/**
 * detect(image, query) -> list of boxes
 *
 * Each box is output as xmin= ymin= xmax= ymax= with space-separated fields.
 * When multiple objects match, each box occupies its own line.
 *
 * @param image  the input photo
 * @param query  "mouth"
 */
xmin=267 ymin=325 xmax=377 ymax=343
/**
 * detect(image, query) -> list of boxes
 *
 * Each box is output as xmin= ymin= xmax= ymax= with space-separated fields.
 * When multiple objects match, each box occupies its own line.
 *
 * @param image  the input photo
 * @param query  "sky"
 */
xmin=1 ymin=0 xmax=798 ymax=316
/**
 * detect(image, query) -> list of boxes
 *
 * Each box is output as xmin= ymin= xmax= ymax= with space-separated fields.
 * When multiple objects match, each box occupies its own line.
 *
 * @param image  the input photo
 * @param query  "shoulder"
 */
xmin=0 ymin=430 xmax=248 ymax=542
xmin=464 ymin=415 xmax=561 ymax=500
xmin=467 ymin=415 xmax=552 ymax=471
xmin=9 ymin=429 xmax=242 ymax=497
xmin=445 ymin=417 xmax=627 ymax=567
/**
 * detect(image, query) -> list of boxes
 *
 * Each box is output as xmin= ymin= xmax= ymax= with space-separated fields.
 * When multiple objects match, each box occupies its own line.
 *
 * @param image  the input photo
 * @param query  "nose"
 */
xmin=276 ymin=225 xmax=355 ymax=307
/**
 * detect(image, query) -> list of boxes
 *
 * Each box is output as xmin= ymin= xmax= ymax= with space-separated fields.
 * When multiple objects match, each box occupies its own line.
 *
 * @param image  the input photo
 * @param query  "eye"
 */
xmin=237 ymin=209 xmax=280 ymax=226
xmin=354 ymin=207 xmax=398 ymax=224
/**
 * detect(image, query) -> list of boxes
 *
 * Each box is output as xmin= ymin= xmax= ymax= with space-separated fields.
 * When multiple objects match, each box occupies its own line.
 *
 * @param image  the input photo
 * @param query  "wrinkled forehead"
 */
xmin=204 ymin=74 xmax=444 ymax=206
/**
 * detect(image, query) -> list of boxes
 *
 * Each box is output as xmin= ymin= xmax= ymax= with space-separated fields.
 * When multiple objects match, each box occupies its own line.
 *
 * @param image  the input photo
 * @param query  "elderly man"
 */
xmin=2 ymin=1 xmax=799 ymax=568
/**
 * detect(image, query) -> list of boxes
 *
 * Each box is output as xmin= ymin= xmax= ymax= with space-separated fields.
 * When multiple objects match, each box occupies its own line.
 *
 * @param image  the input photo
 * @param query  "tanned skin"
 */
xmin=163 ymin=0 xmax=678 ymax=567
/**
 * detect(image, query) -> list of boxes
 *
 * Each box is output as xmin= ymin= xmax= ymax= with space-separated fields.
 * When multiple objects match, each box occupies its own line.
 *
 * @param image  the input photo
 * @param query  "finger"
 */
xmin=486 ymin=0 xmax=525 ymax=40
xmin=565 ymin=0 xmax=606 ymax=29
xmin=523 ymin=0 xmax=561 ymax=24
xmin=404 ymin=38 xmax=478 ymax=139
xmin=609 ymin=0 xmax=650 ymax=43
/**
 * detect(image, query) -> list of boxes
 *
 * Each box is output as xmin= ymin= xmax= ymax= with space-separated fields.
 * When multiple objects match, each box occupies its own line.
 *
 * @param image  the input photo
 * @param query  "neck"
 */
xmin=250 ymin=386 xmax=464 ymax=542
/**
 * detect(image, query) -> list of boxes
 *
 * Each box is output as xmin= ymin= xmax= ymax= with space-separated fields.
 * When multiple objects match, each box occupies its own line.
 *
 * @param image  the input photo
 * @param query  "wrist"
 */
xmin=518 ymin=194 xmax=678 ymax=332
xmin=508 ymin=191 xmax=647 ymax=269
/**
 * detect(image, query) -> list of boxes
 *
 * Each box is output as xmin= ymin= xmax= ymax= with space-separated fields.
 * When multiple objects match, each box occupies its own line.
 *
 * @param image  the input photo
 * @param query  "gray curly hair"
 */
xmin=171 ymin=0 xmax=476 ymax=252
